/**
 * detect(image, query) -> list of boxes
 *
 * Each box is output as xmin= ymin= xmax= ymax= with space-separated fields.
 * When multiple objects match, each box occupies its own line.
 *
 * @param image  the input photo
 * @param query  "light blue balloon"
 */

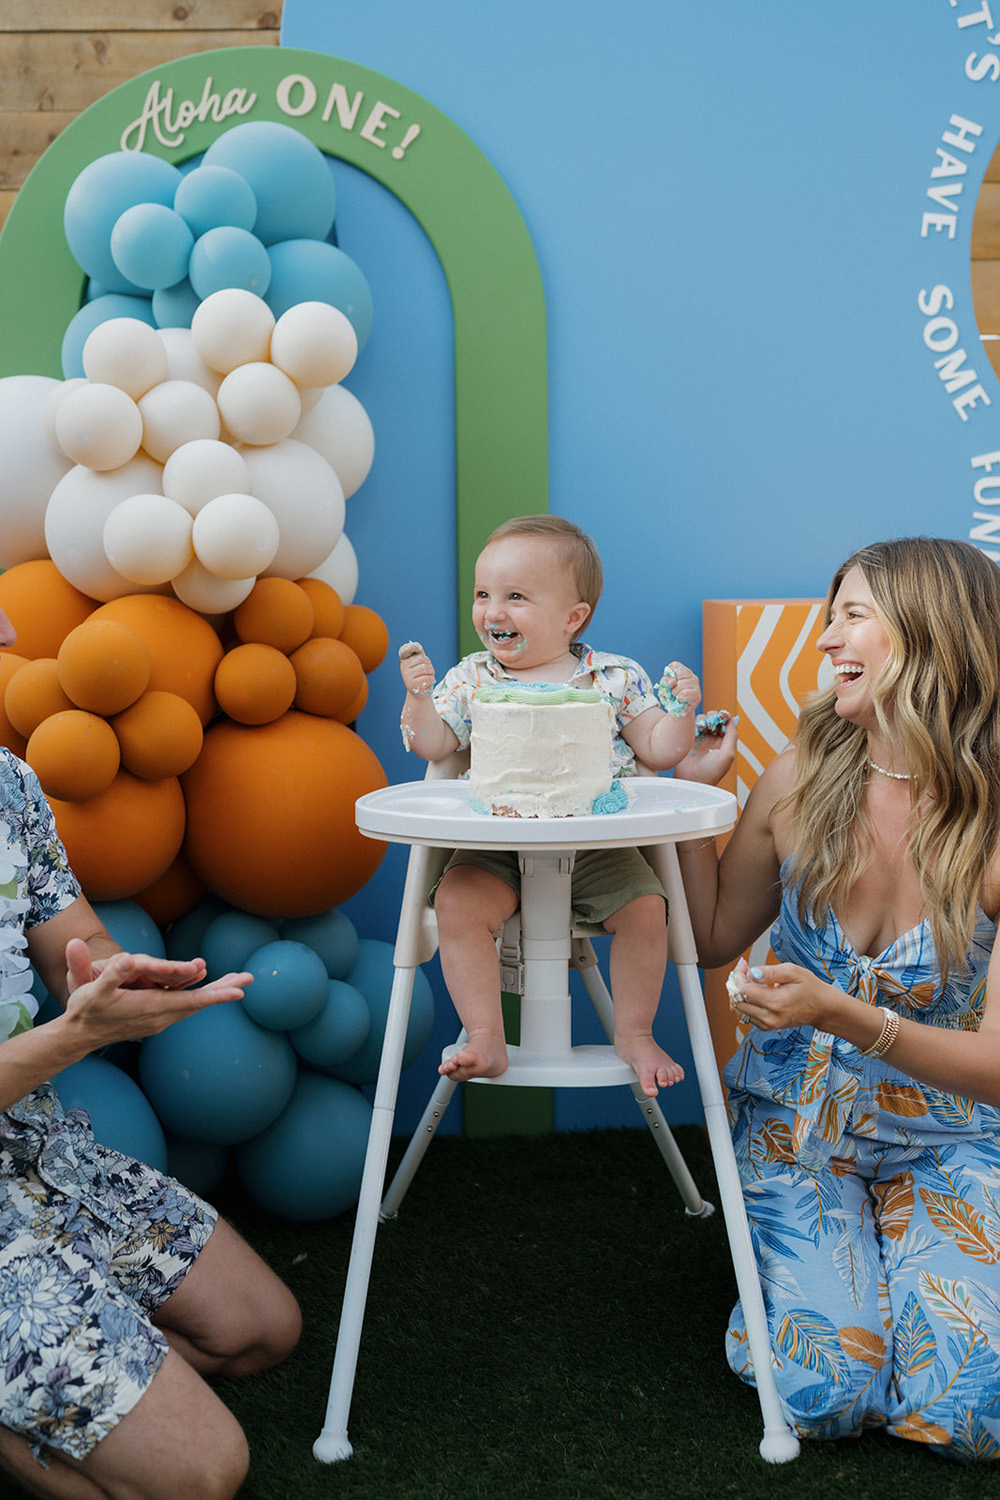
xmin=265 ymin=240 xmax=373 ymax=349
xmin=64 ymin=150 xmax=183 ymax=293
xmin=92 ymin=899 xmax=166 ymax=959
xmin=175 ymin=164 xmax=258 ymax=237
xmin=50 ymin=1055 xmax=168 ymax=1172
xmin=328 ymin=939 xmax=434 ymax=1086
xmin=152 ymin=277 xmax=201 ymax=330
xmin=289 ymin=979 xmax=371 ymax=1068
xmin=202 ymin=121 xmax=336 ymax=246
xmin=242 ymin=940 xmax=328 ymax=1032
xmin=139 ymin=1003 xmax=297 ymax=1145
xmin=279 ymin=908 xmax=359 ymax=979
xmin=110 ymin=203 xmax=194 ymax=291
xmin=188 ymin=226 xmax=271 ymax=299
xmin=61 ymin=293 xmax=156 ymax=378
xmin=199 ymin=910 xmax=280 ymax=981
xmin=234 ymin=1072 xmax=371 ymax=1222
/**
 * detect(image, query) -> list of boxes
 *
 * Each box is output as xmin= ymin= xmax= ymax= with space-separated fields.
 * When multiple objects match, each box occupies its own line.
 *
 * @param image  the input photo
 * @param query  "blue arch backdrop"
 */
xmin=277 ymin=1 xmax=1000 ymax=1129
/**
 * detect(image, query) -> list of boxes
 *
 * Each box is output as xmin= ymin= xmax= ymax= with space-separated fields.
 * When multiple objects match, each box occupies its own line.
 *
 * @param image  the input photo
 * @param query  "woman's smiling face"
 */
xmin=816 ymin=565 xmax=892 ymax=727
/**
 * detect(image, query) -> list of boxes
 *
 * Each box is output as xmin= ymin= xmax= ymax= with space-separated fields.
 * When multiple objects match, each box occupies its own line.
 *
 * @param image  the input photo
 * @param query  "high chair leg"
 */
xmin=379 ymin=1036 xmax=464 ymax=1220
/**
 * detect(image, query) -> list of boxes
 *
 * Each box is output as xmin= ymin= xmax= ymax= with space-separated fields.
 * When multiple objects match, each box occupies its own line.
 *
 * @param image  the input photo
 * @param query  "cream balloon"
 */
xmin=308 ymin=531 xmax=358 ymax=606
xmin=190 ymin=288 xmax=275 ymax=374
xmin=290 ymin=384 xmax=375 ymax=499
xmin=82 ymin=318 xmax=169 ymax=399
xmin=0 ymin=375 xmax=75 ymax=567
xmin=103 ymin=493 xmax=194 ymax=584
xmin=269 ymin=301 xmax=358 ymax=387
xmin=54 ymin=383 xmax=144 ymax=472
xmin=240 ymin=439 xmax=345 ymax=580
xmin=42 ymin=378 xmax=87 ymax=448
xmin=157 ymin=327 xmax=222 ymax=396
xmin=44 ymin=455 xmax=167 ymax=601
xmin=171 ymin=556 xmax=255 ymax=614
xmin=192 ymin=493 xmax=280 ymax=579
xmin=216 ymin=362 xmax=301 ymax=446
xmin=162 ymin=438 xmax=252 ymax=514
xmin=138 ymin=380 xmax=220 ymax=464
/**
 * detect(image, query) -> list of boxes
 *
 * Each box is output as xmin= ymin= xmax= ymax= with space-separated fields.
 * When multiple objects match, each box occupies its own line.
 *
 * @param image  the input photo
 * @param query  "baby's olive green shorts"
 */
xmin=431 ymin=845 xmax=667 ymax=927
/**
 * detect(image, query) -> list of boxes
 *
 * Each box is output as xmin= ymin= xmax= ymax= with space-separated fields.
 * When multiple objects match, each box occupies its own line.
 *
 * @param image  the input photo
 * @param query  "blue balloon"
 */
xmin=92 ymin=899 xmax=166 ymax=959
xmin=242 ymin=940 xmax=328 ymax=1032
xmin=111 ymin=203 xmax=194 ymax=291
xmin=290 ymin=979 xmax=371 ymax=1068
xmin=139 ymin=1003 xmax=297 ymax=1144
xmin=164 ymin=1133 xmax=230 ymax=1199
xmin=279 ymin=908 xmax=359 ymax=979
xmin=64 ymin=151 xmax=183 ymax=293
xmin=188 ymin=226 xmax=271 ymax=299
xmin=265 ymin=240 xmax=373 ymax=348
xmin=152 ymin=277 xmax=201 ymax=329
xmin=234 ymin=1072 xmax=371 ymax=1222
xmin=163 ymin=893 xmax=229 ymax=961
xmin=328 ymin=939 xmax=435 ymax=1085
xmin=202 ymin=121 xmax=336 ymax=246
xmin=174 ymin=164 xmax=258 ymax=237
xmin=199 ymin=910 xmax=280 ymax=981
xmin=61 ymin=293 xmax=155 ymax=378
xmin=50 ymin=1055 xmax=168 ymax=1171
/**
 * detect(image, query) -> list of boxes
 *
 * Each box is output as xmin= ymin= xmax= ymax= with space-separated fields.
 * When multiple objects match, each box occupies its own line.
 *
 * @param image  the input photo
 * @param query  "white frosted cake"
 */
xmin=469 ymin=683 xmax=628 ymax=817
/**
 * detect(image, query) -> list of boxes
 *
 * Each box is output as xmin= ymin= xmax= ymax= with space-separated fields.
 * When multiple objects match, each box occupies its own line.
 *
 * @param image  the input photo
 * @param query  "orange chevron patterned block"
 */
xmin=699 ymin=598 xmax=829 ymax=1075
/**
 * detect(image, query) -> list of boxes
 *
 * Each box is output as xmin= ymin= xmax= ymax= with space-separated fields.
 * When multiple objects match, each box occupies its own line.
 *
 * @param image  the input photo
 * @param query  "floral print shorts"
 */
xmin=0 ymin=1140 xmax=216 ymax=1466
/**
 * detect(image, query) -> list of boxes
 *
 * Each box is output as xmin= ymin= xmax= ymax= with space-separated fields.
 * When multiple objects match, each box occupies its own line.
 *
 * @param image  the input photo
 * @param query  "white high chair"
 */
xmin=314 ymin=751 xmax=799 ymax=1466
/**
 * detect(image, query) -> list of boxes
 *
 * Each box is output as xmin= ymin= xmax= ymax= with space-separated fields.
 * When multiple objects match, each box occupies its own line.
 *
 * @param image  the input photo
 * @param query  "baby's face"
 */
xmin=473 ymin=536 xmax=588 ymax=676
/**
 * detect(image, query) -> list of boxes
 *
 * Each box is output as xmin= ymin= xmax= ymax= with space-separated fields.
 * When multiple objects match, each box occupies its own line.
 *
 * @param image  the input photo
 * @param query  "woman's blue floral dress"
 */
xmin=723 ymin=859 xmax=1000 ymax=1462
xmin=0 ymin=751 xmax=216 ymax=1467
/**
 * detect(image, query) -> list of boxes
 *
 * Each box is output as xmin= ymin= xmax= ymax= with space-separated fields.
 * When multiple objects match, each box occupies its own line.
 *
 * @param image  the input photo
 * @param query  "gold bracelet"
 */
xmin=858 ymin=1005 xmax=901 ymax=1059
xmin=677 ymin=838 xmax=716 ymax=855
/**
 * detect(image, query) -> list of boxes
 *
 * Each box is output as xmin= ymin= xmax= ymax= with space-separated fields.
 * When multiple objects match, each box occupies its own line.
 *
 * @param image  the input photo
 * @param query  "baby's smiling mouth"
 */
xmin=488 ymin=628 xmax=518 ymax=645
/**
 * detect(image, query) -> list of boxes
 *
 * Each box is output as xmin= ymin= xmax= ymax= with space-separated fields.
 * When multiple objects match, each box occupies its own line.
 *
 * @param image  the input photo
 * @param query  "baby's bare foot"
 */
xmin=615 ymin=1033 xmax=684 ymax=1097
xmin=439 ymin=1031 xmax=509 ymax=1083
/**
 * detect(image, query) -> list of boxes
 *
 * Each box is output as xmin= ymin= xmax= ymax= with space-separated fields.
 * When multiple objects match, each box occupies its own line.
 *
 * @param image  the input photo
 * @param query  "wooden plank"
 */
xmin=972 ymin=183 xmax=1000 ymax=259
xmin=971 ymin=260 xmax=1000 ymax=333
xmin=0 ymin=31 xmax=280 ymax=112
xmin=0 ymin=111 xmax=75 ymax=192
xmin=0 ymin=191 xmax=15 ymax=232
xmin=0 ymin=3 xmax=280 ymax=30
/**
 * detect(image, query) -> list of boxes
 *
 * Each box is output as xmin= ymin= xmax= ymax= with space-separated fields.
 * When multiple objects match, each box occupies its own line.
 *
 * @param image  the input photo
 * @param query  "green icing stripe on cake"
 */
xmin=474 ymin=684 xmax=605 ymax=704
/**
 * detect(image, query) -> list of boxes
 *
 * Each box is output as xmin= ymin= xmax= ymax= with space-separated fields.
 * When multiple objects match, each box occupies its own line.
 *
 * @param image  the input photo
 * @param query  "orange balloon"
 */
xmin=92 ymin=596 xmax=223 ymax=726
xmin=49 ymin=772 xmax=186 ymax=901
xmin=133 ymin=851 xmax=207 ymax=927
xmin=290 ymin=637 xmax=365 ymax=721
xmin=233 ymin=578 xmax=314 ymax=652
xmin=338 ymin=604 xmax=389 ymax=672
xmin=296 ymin=576 xmax=345 ymax=639
xmin=343 ymin=677 xmax=369 ymax=723
xmin=0 ymin=654 xmax=29 ymax=757
xmin=5 ymin=659 xmax=74 ymax=739
xmin=112 ymin=690 xmax=204 ymax=779
xmin=27 ymin=710 xmax=121 ymax=802
xmin=214 ymin=642 xmax=297 ymax=726
xmin=0 ymin=561 xmax=94 ymax=660
xmin=182 ymin=711 xmax=387 ymax=917
xmin=58 ymin=619 xmax=150 ymax=716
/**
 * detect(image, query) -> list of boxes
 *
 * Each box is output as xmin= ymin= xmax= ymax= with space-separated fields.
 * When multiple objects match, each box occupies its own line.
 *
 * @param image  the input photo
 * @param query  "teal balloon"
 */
xmin=92 ymin=899 xmax=165 ymax=959
xmin=264 ymin=240 xmax=373 ymax=348
xmin=163 ymin=894 xmax=229 ymax=961
xmin=189 ymin=226 xmax=270 ymax=298
xmin=242 ymin=940 xmax=328 ymax=1032
xmin=61 ymin=294 xmax=155 ymax=378
xmin=139 ymin=1003 xmax=297 ymax=1144
xmin=64 ymin=150 xmax=183 ymax=293
xmin=164 ymin=1133 xmax=230 ymax=1199
xmin=202 ymin=121 xmax=336 ymax=246
xmin=111 ymin=203 xmax=194 ymax=291
xmin=234 ymin=1072 xmax=371 ymax=1222
xmin=199 ymin=910 xmax=280 ymax=981
xmin=279 ymin=908 xmax=358 ymax=979
xmin=328 ymin=939 xmax=434 ymax=1085
xmin=289 ymin=979 xmax=371 ymax=1068
xmin=50 ymin=1055 xmax=168 ymax=1172
xmin=175 ymin=164 xmax=258 ymax=237
xmin=152 ymin=277 xmax=201 ymax=329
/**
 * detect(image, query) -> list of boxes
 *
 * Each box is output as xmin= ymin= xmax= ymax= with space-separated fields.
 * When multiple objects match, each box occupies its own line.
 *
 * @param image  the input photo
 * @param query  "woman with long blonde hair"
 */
xmin=677 ymin=537 xmax=1000 ymax=1462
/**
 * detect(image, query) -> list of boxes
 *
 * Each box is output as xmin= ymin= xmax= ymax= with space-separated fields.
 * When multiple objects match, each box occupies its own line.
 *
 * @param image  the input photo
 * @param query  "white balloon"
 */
xmin=308 ymin=531 xmax=359 ymax=606
xmin=54 ymin=382 xmax=144 ymax=471
xmin=82 ymin=318 xmax=169 ymax=399
xmin=42 ymin=378 xmax=87 ymax=448
xmin=192 ymin=493 xmax=280 ymax=579
xmin=162 ymin=438 xmax=252 ymax=514
xmin=216 ymin=362 xmax=301 ymax=446
xmin=103 ymin=493 xmax=194 ymax=584
xmin=44 ymin=455 xmax=167 ymax=601
xmin=157 ymin=327 xmax=222 ymax=396
xmin=138 ymin=380 xmax=220 ymax=464
xmin=241 ymin=439 xmax=345 ymax=581
xmin=171 ymin=556 xmax=255 ymax=613
xmin=0 ymin=375 xmax=74 ymax=567
xmin=290 ymin=384 xmax=375 ymax=499
xmin=190 ymin=289 xmax=274 ymax=374
xmin=270 ymin=301 xmax=358 ymax=388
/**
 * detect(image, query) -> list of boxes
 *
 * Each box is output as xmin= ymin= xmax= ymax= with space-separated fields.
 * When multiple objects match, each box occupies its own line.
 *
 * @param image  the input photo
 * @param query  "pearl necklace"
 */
xmin=869 ymin=759 xmax=912 ymax=781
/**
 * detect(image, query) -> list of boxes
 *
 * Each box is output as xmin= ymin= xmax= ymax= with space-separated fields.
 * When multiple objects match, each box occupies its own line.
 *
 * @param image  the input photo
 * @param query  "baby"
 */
xmin=399 ymin=514 xmax=701 ymax=1097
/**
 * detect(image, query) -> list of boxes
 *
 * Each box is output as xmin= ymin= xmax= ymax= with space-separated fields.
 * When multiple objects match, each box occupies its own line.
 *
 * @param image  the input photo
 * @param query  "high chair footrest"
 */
xmin=441 ymin=1041 xmax=636 ymax=1088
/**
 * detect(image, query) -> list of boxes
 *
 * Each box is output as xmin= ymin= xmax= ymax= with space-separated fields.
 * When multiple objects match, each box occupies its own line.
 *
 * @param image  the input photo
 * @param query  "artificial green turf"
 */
xmin=6 ymin=1126 xmax=995 ymax=1497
